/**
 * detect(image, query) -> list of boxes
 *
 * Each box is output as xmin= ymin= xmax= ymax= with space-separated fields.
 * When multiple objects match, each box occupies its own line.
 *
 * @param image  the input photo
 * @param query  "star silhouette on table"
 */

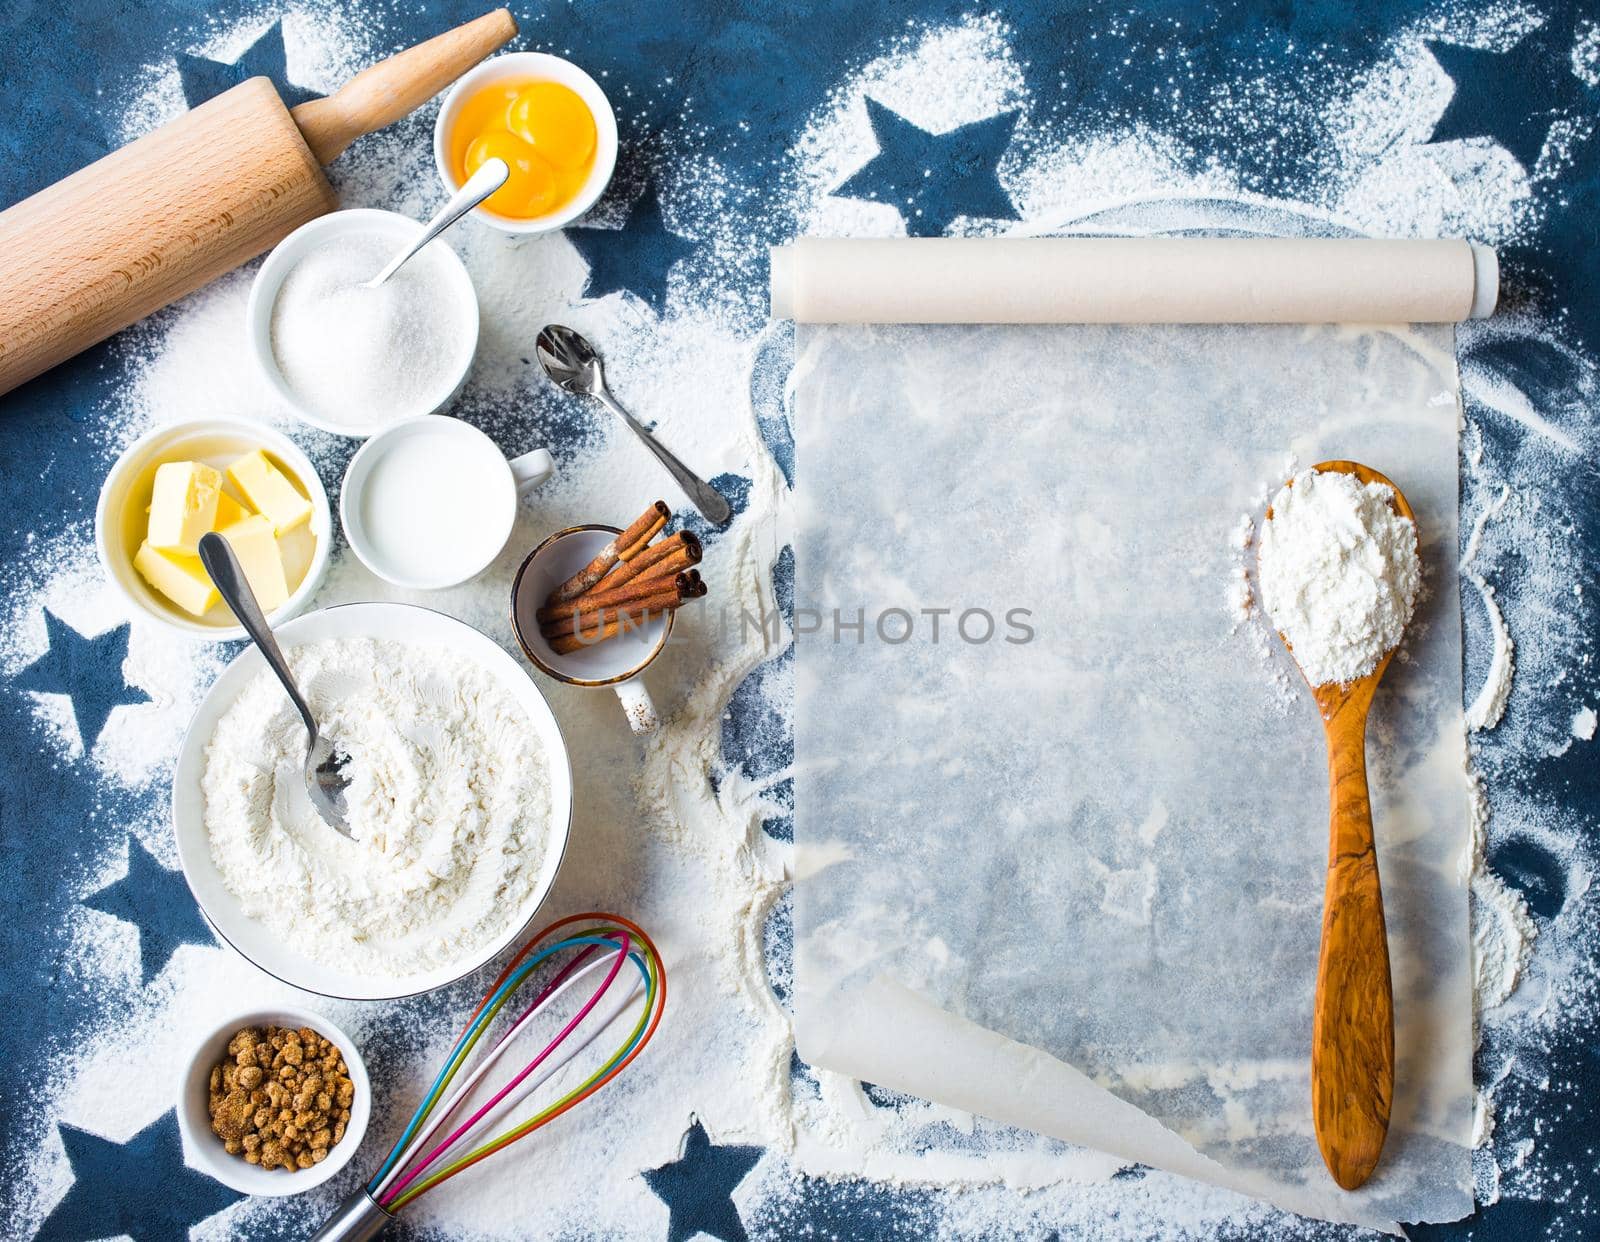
xmin=1427 ymin=19 xmax=1594 ymax=170
xmin=14 ymin=611 xmax=149 ymax=752
xmin=833 ymin=98 xmax=1020 ymax=236
xmin=36 ymin=1112 xmax=241 ymax=1242
xmin=176 ymin=19 xmax=318 ymax=110
xmin=85 ymin=838 xmax=214 ymax=984
xmin=568 ymin=183 xmax=696 ymax=314
xmin=642 ymin=1116 xmax=763 ymax=1242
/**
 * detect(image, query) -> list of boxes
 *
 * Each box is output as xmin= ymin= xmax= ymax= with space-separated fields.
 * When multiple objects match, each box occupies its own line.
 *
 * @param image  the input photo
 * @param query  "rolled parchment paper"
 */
xmin=770 ymin=237 xmax=1498 ymax=324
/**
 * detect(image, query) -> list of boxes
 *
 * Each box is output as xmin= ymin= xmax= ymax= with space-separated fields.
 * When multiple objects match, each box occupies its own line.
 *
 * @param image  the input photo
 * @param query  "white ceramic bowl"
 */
xmin=176 ymin=1004 xmax=371 ymax=1196
xmin=247 ymin=209 xmax=480 ymax=438
xmin=172 ymin=602 xmax=573 ymax=1000
xmin=433 ymin=51 xmax=619 ymax=236
xmin=96 ymin=419 xmax=332 ymax=641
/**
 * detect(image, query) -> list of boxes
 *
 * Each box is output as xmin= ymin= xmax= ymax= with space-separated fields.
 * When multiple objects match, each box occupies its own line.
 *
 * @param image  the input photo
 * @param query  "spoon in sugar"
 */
xmin=363 ymin=157 xmax=509 ymax=289
xmin=1263 ymin=459 xmax=1412 ymax=1192
xmin=199 ymin=532 xmax=353 ymax=839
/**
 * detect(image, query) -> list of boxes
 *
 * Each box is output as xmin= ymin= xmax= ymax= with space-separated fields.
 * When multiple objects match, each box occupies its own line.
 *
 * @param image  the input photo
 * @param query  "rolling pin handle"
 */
xmin=291 ymin=8 xmax=518 ymax=165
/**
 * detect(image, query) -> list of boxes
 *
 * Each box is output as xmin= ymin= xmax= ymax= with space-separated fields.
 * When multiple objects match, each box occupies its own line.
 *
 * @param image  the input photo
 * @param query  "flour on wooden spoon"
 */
xmin=1258 ymin=468 xmax=1421 ymax=687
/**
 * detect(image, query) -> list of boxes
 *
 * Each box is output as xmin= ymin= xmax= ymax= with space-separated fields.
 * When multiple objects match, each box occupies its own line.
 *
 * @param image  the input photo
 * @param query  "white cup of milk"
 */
xmin=340 ymin=416 xmax=554 ymax=590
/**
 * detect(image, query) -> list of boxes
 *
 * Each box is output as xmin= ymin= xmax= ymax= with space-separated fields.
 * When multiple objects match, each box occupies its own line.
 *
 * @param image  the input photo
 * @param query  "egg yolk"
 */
xmin=451 ymin=79 xmax=598 ymax=221
xmin=508 ymin=82 xmax=597 ymax=168
xmin=465 ymin=131 xmax=563 ymax=218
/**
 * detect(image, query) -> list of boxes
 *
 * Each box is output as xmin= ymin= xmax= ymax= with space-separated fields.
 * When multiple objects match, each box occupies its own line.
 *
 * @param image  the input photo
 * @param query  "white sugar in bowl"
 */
xmin=247 ymin=209 xmax=480 ymax=438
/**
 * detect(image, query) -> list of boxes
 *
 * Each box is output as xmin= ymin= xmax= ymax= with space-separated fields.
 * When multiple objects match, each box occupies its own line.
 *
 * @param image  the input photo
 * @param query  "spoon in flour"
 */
xmin=198 ymin=532 xmax=353 ymax=839
xmin=1261 ymin=460 xmax=1415 ymax=1193
xmin=363 ymin=157 xmax=509 ymax=289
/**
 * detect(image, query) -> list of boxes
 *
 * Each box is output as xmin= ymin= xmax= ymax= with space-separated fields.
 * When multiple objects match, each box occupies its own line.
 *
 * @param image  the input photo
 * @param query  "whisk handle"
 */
xmin=308 ymin=1189 xmax=394 ymax=1242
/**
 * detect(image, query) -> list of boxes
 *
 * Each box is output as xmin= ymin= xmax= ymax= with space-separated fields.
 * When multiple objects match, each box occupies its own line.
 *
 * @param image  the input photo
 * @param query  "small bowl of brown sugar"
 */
xmin=177 ymin=1005 xmax=371 ymax=1195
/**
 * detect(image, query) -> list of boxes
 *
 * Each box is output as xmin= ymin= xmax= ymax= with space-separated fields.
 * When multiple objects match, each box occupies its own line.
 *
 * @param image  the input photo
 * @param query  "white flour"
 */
xmin=202 ymin=636 xmax=552 ymax=977
xmin=1258 ymin=468 xmax=1421 ymax=687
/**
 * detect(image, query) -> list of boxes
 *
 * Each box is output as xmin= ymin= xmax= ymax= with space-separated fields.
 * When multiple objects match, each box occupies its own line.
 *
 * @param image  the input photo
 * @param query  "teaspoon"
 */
xmin=535 ymin=323 xmax=732 ymax=525
xmin=364 ymin=157 xmax=509 ymax=289
xmin=198 ymin=532 xmax=353 ymax=839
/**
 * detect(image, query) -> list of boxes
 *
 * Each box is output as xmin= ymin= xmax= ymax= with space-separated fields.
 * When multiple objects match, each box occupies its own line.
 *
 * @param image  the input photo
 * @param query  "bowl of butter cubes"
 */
xmin=96 ymin=419 xmax=332 ymax=639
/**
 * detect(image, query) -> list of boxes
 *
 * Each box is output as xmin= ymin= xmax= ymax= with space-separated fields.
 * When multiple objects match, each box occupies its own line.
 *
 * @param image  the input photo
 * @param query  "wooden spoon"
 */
xmin=1263 ymin=458 xmax=1411 ymax=1192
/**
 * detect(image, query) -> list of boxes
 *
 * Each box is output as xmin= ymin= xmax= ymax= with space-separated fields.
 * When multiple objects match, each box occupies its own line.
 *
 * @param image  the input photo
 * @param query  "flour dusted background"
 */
xmin=0 ymin=1 xmax=1596 ymax=1239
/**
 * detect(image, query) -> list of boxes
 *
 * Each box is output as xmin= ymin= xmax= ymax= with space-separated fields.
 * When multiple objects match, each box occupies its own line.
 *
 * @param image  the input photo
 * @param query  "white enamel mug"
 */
xmin=340 ymin=415 xmax=554 ymax=590
xmin=511 ymin=525 xmax=672 ymax=734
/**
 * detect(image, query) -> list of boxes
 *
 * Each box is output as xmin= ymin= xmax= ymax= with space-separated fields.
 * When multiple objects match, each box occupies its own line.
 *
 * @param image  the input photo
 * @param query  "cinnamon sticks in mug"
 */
xmin=540 ymin=502 xmax=706 ymax=654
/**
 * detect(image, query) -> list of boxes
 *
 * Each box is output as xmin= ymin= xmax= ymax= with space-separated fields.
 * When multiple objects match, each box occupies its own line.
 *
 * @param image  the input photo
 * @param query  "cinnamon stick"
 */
xmin=544 ymin=543 xmax=699 ymax=619
xmin=543 ymin=599 xmax=682 ymax=648
xmin=617 ymin=504 xmax=670 ymax=559
xmin=546 ymin=501 xmax=671 ymax=605
xmin=540 ymin=580 xmax=686 ymax=640
xmin=545 ymin=571 xmax=708 ymax=652
xmin=626 ymin=540 xmax=703 ymax=591
xmin=577 ymin=530 xmax=701 ymax=600
xmin=548 ymin=619 xmax=638 ymax=656
xmin=539 ymin=575 xmax=672 ymax=623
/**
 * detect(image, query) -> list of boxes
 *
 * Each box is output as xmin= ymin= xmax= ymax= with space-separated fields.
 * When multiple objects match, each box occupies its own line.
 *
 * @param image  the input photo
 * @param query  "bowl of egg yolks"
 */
xmin=434 ymin=52 xmax=618 ymax=235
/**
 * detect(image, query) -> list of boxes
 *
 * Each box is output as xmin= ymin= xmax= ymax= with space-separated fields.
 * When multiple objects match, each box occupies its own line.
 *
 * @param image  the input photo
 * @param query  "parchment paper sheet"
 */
xmin=792 ymin=321 xmax=1473 ymax=1231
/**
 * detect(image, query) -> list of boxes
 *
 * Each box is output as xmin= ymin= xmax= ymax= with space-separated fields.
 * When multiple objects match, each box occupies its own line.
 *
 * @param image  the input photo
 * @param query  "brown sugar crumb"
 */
xmin=207 ymin=1024 xmax=355 ymax=1172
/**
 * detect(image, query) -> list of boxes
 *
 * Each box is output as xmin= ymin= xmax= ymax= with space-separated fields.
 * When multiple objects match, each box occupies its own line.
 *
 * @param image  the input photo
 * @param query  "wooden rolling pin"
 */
xmin=0 ymin=8 xmax=516 ymax=398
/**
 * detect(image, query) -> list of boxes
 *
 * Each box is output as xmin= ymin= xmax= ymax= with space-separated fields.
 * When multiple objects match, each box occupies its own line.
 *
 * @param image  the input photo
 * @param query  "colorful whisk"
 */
xmin=310 ymin=913 xmax=666 ymax=1241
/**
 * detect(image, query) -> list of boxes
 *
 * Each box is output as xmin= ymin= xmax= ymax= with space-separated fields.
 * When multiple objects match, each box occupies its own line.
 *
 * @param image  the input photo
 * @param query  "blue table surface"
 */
xmin=2 ymin=1 xmax=1597 ymax=1239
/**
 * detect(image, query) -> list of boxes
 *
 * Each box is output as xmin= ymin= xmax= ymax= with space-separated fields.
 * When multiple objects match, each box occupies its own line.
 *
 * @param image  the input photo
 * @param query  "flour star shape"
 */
xmin=176 ymin=19 xmax=318 ymax=110
xmin=642 ymin=1116 xmax=763 ymax=1242
xmin=1427 ymin=20 xmax=1594 ymax=170
xmin=568 ymin=183 xmax=695 ymax=314
xmin=35 ymin=1112 xmax=241 ymax=1242
xmin=833 ymin=98 xmax=1020 ymax=236
xmin=85 ymin=838 xmax=214 ymax=983
xmin=14 ymin=611 xmax=149 ymax=752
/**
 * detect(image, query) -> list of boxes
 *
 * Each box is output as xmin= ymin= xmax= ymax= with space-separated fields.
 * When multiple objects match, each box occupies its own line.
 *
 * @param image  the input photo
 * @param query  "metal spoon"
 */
xmin=198 ymin=532 xmax=352 ymax=839
xmin=535 ymin=324 xmax=732 ymax=525
xmin=364 ymin=157 xmax=510 ymax=289
xmin=1263 ymin=459 xmax=1410 ymax=1192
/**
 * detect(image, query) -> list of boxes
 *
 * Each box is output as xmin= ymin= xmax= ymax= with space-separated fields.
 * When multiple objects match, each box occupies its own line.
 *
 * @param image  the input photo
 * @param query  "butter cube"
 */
xmin=134 ymin=541 xmax=220 ymax=616
xmin=213 ymin=491 xmax=252 ymax=529
xmin=147 ymin=461 xmax=223 ymax=553
xmin=227 ymin=450 xmax=311 ymax=535
xmin=220 ymin=514 xmax=290 ymax=610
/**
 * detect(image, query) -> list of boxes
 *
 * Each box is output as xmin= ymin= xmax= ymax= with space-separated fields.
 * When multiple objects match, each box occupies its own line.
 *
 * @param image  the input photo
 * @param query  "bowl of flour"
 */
xmin=172 ymin=602 xmax=572 ymax=999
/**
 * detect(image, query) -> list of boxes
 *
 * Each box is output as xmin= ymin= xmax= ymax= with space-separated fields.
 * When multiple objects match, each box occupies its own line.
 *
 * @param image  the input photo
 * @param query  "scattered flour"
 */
xmin=1224 ymin=512 xmax=1298 ymax=714
xmin=202 ymin=637 xmax=553 ymax=978
xmin=1223 ymin=513 xmax=1254 ymax=622
xmin=1465 ymin=767 xmax=1536 ymax=1019
xmin=1463 ymin=482 xmax=1516 ymax=731
xmin=1257 ymin=468 xmax=1421 ymax=687
xmin=6 ymin=1 xmax=1599 ymax=1238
